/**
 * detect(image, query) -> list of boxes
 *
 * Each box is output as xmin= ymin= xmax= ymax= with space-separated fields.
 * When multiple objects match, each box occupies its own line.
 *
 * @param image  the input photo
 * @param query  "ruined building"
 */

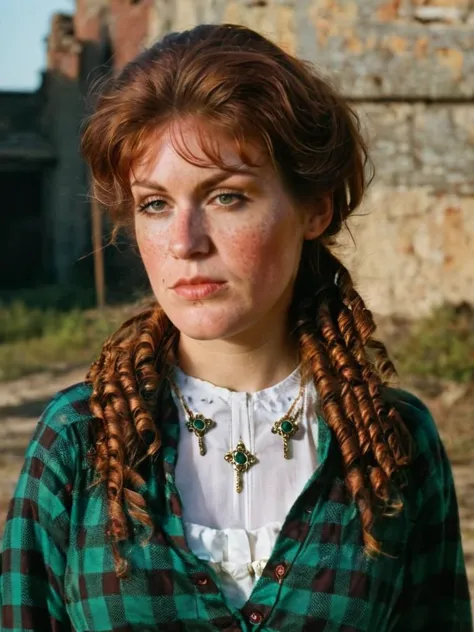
xmin=1 ymin=0 xmax=473 ymax=315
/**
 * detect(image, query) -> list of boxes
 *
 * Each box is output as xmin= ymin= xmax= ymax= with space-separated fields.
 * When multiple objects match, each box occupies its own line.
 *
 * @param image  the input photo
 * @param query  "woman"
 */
xmin=0 ymin=23 xmax=471 ymax=632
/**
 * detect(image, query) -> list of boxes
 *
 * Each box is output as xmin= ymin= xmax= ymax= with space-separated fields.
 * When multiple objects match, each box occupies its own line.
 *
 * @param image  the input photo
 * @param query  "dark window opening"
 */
xmin=0 ymin=170 xmax=50 ymax=290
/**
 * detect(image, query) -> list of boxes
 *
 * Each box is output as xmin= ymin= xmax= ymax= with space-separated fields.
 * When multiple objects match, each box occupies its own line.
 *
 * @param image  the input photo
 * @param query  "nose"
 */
xmin=168 ymin=207 xmax=211 ymax=259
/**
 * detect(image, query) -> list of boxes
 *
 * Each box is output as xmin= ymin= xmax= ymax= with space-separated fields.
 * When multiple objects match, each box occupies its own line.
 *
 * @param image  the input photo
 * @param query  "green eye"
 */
xmin=138 ymin=199 xmax=166 ymax=214
xmin=218 ymin=194 xmax=237 ymax=205
xmin=149 ymin=200 xmax=166 ymax=212
xmin=215 ymin=193 xmax=246 ymax=207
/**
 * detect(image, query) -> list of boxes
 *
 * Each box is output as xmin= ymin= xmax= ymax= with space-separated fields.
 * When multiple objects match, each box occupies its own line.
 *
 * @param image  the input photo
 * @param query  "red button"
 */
xmin=275 ymin=563 xmax=286 ymax=580
xmin=249 ymin=611 xmax=263 ymax=624
xmin=196 ymin=576 xmax=208 ymax=586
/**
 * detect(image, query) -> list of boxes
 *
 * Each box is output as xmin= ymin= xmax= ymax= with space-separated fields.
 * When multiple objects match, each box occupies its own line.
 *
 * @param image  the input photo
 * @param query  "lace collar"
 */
xmin=171 ymin=364 xmax=304 ymax=415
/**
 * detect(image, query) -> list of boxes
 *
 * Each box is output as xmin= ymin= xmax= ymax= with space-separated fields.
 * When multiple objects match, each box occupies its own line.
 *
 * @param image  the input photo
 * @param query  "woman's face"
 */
xmin=132 ymin=121 xmax=330 ymax=343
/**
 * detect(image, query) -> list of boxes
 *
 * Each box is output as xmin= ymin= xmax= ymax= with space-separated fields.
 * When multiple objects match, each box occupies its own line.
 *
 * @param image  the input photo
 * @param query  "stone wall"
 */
xmin=145 ymin=0 xmax=474 ymax=316
xmin=56 ymin=0 xmax=474 ymax=315
xmin=343 ymin=98 xmax=474 ymax=315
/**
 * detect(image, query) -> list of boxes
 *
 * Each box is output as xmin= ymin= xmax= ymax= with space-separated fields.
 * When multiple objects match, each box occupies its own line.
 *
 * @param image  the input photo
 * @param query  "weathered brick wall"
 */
xmin=64 ymin=0 xmax=474 ymax=315
xmin=75 ymin=0 xmax=154 ymax=69
xmin=44 ymin=14 xmax=89 ymax=285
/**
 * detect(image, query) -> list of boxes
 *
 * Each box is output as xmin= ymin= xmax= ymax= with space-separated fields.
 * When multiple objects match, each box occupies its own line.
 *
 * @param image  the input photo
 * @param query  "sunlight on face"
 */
xmin=131 ymin=120 xmax=317 ymax=344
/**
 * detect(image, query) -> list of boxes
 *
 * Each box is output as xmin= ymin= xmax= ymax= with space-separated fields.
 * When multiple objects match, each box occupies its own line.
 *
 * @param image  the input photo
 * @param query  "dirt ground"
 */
xmin=0 ymin=365 xmax=473 ymax=615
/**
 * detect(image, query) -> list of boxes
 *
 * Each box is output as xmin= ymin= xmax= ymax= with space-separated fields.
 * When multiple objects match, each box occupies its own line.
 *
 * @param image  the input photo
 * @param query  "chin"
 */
xmin=166 ymin=304 xmax=248 ymax=341
xmin=178 ymin=327 xmax=228 ymax=341
xmin=172 ymin=320 xmax=238 ymax=341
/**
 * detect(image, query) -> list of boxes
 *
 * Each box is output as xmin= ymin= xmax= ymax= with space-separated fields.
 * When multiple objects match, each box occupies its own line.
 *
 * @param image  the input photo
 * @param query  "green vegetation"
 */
xmin=0 ymin=295 xmax=137 ymax=381
xmin=392 ymin=302 xmax=474 ymax=384
xmin=0 ymin=293 xmax=472 ymax=384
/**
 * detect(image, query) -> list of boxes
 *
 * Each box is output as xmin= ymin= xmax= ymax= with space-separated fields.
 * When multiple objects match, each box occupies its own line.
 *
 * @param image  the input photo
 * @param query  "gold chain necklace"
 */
xmin=169 ymin=374 xmax=305 ymax=493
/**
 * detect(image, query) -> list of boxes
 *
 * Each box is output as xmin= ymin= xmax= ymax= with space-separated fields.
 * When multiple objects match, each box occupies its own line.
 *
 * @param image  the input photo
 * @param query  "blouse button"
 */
xmin=274 ymin=563 xmax=286 ymax=581
xmin=304 ymin=506 xmax=313 ymax=514
xmin=249 ymin=611 xmax=264 ymax=625
xmin=195 ymin=575 xmax=209 ymax=587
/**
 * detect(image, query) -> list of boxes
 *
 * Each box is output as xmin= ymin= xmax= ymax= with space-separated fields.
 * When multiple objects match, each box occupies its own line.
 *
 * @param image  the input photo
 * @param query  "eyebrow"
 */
xmin=130 ymin=168 xmax=257 ymax=192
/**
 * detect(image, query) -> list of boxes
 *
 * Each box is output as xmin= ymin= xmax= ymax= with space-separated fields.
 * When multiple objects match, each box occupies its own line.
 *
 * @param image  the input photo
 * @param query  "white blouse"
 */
xmin=171 ymin=365 xmax=319 ymax=609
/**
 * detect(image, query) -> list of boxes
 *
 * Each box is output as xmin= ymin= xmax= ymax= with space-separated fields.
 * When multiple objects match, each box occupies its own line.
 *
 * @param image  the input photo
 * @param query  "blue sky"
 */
xmin=0 ymin=0 xmax=75 ymax=91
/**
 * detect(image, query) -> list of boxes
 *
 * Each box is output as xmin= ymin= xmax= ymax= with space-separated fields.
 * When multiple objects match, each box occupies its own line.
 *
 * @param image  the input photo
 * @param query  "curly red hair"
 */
xmin=81 ymin=23 xmax=412 ymax=577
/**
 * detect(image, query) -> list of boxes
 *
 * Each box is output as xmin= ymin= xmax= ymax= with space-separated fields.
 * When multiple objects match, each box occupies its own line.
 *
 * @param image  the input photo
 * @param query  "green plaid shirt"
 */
xmin=0 ymin=381 xmax=471 ymax=631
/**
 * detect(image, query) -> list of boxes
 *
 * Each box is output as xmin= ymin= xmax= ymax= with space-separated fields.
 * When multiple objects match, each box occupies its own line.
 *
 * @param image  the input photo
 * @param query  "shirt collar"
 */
xmin=171 ymin=364 xmax=304 ymax=415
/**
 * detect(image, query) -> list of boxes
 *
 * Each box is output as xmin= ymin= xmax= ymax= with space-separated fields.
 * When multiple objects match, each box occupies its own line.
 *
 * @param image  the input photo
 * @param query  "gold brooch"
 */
xmin=224 ymin=440 xmax=257 ymax=493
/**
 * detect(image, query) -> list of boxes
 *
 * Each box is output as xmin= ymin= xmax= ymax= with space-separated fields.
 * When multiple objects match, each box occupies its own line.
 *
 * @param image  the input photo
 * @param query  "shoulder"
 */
xmin=382 ymin=386 xmax=452 ymax=495
xmin=4 ymin=382 xmax=95 ymax=530
xmin=38 ymin=380 xmax=93 ymax=428
xmin=383 ymin=386 xmax=440 ymax=455
xmin=25 ymin=381 xmax=94 ymax=476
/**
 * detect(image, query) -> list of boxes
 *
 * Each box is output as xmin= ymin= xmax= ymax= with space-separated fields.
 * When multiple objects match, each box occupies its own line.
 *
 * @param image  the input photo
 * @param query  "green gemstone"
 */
xmin=234 ymin=451 xmax=247 ymax=465
xmin=281 ymin=420 xmax=293 ymax=434
xmin=193 ymin=418 xmax=206 ymax=431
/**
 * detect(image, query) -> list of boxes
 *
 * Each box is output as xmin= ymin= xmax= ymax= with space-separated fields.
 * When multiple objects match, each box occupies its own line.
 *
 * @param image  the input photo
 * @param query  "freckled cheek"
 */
xmin=226 ymin=225 xmax=294 ymax=284
xmin=226 ymin=231 xmax=261 ymax=276
xmin=135 ymin=225 xmax=168 ymax=280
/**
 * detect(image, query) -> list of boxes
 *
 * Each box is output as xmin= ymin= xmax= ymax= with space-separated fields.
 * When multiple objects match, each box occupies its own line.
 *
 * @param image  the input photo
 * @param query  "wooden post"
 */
xmin=91 ymin=196 xmax=106 ymax=310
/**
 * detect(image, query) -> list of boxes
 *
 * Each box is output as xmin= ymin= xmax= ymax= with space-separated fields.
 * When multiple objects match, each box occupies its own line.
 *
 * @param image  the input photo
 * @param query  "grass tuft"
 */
xmin=391 ymin=302 xmax=474 ymax=384
xmin=0 ymin=302 xmax=135 ymax=381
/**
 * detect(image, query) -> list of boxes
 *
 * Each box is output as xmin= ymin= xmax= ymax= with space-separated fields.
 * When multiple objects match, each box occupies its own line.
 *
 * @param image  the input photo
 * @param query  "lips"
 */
xmin=171 ymin=277 xmax=227 ymax=300
xmin=171 ymin=276 xmax=224 ymax=288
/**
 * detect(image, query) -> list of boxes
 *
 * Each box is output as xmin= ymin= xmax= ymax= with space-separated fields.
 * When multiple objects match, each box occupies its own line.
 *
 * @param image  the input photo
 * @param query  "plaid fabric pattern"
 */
xmin=0 ymin=381 xmax=472 ymax=631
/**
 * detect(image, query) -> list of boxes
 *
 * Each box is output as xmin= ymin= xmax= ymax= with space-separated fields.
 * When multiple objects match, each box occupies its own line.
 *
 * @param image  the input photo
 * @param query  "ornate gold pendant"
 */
xmin=224 ymin=440 xmax=257 ymax=493
xmin=271 ymin=409 xmax=301 ymax=459
xmin=186 ymin=414 xmax=214 ymax=456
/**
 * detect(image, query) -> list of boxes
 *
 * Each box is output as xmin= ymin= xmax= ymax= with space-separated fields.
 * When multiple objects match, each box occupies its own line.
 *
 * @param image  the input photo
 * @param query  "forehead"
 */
xmin=132 ymin=118 xmax=269 ymax=179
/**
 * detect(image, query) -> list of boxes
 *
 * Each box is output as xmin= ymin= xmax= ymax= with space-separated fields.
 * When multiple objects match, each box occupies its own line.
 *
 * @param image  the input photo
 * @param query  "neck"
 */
xmin=177 ymin=316 xmax=299 ymax=393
